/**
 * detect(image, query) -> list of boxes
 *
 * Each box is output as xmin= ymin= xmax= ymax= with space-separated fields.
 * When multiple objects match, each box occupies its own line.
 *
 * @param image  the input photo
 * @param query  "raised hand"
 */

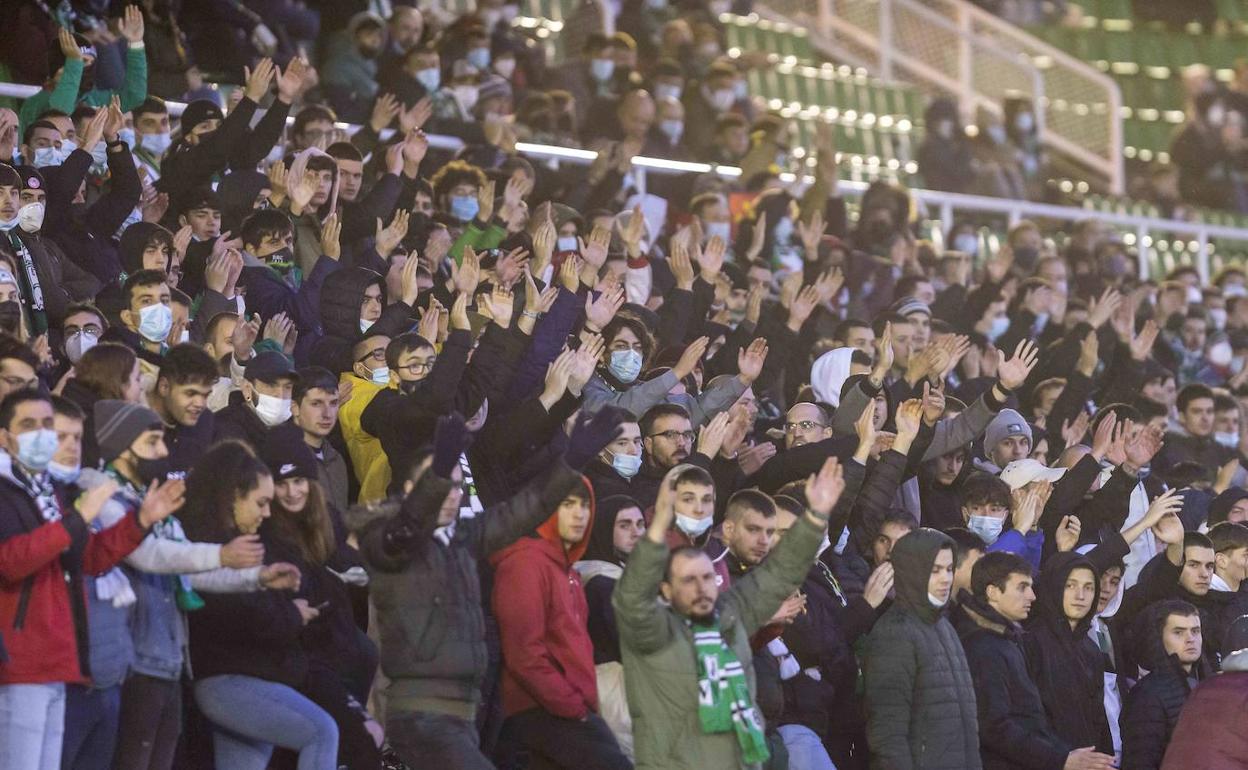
xmin=997 ymin=339 xmax=1039 ymax=391
xmin=263 ymin=312 xmax=293 ymax=347
xmin=102 ymin=94 xmax=124 ymax=142
xmin=1125 ymin=422 xmax=1164 ymax=468
xmin=287 ymin=168 xmax=319 ymax=214
xmin=119 ymin=5 xmax=146 ymax=44
xmin=674 ymin=337 xmax=710 ymax=380
xmin=873 ymin=322 xmax=895 ymax=380
xmin=1087 ymin=287 xmax=1123 ymax=329
xmin=542 ymin=349 xmax=575 ymax=406
xmin=450 ymin=248 xmax=482 ymax=297
xmin=375 ymin=209 xmax=410 ymax=259
xmin=921 ymin=381 xmax=946 ymax=425
xmin=700 ymin=234 xmax=727 ymax=279
xmin=569 ymin=335 xmax=604 ymax=395
xmin=585 ymin=284 xmax=625 ymax=331
xmin=745 ymin=212 xmax=767 ymax=262
xmin=893 ymin=399 xmax=923 ymax=441
xmin=449 ymin=292 xmax=470 ymax=331
xmin=697 ymin=411 xmax=732 ymax=459
xmin=494 ymin=247 xmax=530 ymax=288
xmin=1130 ymin=319 xmax=1159 ymax=362
xmin=401 ymin=129 xmax=429 ymax=171
xmin=418 ymin=298 xmax=443 ymax=343
xmin=558 ymin=253 xmax=581 ymax=292
xmin=59 ymin=27 xmax=83 ymax=62
xmin=737 ymin=338 xmax=769 ymax=384
xmin=476 ymin=179 xmax=496 ymax=223
xmin=532 ymin=210 xmax=557 ymax=273
xmin=814 ymin=267 xmax=844 ymax=304
xmin=668 ymin=239 xmax=696 ymax=290
xmin=481 ymin=284 xmax=516 ymax=328
xmin=797 ymin=209 xmax=824 ymax=257
xmin=1089 ymin=411 xmax=1116 ymax=460
xmin=139 ymin=478 xmax=186 ymax=527
xmin=580 ymin=224 xmax=612 ymax=269
xmin=399 ymin=97 xmax=433 ymax=133
xmin=230 ymin=314 xmax=261 ymax=361
xmin=863 ymin=562 xmax=894 ymax=608
xmin=276 ymin=56 xmax=309 ymax=103
xmin=1077 ymin=329 xmax=1099 ymax=377
xmin=805 ymin=457 xmax=846 ymax=518
xmin=80 ymin=107 xmax=108 ymax=153
xmin=787 ymin=285 xmax=820 ymax=331
xmin=745 ymin=284 xmax=765 ymax=326
xmin=369 ymin=93 xmax=400 ymax=132
xmin=1061 ymin=411 xmax=1090 ymax=449
xmin=1054 ymin=515 xmax=1081 ymax=553
xmin=738 ymin=443 xmax=777 ymax=475
xmin=618 ymin=204 xmax=646 ymax=256
xmin=243 ymin=58 xmax=276 ymax=103
xmin=854 ymin=399 xmax=879 ymax=462
xmin=320 ymin=213 xmax=342 ymax=260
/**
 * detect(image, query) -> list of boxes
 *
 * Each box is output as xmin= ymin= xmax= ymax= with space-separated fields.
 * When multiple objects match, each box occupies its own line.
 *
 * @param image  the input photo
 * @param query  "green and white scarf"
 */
xmin=692 ymin=619 xmax=770 ymax=764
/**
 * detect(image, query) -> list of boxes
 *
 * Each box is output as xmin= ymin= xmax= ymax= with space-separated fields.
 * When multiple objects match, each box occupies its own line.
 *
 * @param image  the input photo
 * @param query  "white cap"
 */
xmin=999 ymin=458 xmax=1067 ymax=491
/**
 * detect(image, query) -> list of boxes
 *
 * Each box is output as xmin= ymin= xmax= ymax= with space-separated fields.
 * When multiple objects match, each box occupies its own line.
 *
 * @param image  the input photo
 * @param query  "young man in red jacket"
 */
xmin=491 ymin=478 xmax=632 ymax=770
xmin=0 ymin=389 xmax=179 ymax=770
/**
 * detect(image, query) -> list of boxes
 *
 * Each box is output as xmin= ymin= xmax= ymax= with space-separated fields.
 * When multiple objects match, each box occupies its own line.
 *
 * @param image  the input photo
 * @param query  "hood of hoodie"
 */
xmin=581 ymin=494 xmax=640 ymax=567
xmin=118 ymin=222 xmax=167 ymax=275
xmin=493 ymin=476 xmax=596 ymax=570
xmin=320 ymin=266 xmax=387 ymax=340
xmin=1135 ymin=600 xmax=1207 ymax=676
xmin=218 ymin=170 xmax=269 ymax=233
xmin=891 ymin=527 xmax=955 ymax=623
xmin=287 ymin=147 xmax=340 ymax=220
xmin=1033 ymin=551 xmax=1100 ymax=638
xmin=810 ymin=347 xmax=854 ymax=408
xmin=924 ymin=97 xmax=961 ymax=129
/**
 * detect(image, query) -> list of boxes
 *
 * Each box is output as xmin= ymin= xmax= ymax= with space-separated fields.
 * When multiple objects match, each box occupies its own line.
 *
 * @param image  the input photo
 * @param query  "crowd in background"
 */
xmin=2 ymin=1 xmax=1248 ymax=770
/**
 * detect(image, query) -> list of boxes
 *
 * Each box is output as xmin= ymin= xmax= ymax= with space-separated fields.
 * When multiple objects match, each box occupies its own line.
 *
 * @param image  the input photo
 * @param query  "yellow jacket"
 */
xmin=337 ymin=373 xmax=396 ymax=504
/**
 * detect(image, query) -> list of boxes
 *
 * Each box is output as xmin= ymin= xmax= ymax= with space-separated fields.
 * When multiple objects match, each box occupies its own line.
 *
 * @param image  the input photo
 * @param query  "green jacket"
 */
xmin=613 ymin=512 xmax=826 ymax=769
xmin=20 ymin=48 xmax=148 ymax=134
xmin=861 ymin=528 xmax=981 ymax=770
xmin=450 ymin=218 xmax=507 ymax=264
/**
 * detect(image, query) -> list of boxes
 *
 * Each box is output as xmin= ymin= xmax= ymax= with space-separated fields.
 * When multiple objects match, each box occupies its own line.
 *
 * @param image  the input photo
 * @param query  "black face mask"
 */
xmin=1013 ymin=246 xmax=1039 ymax=271
xmin=0 ymin=301 xmax=21 ymax=334
xmin=265 ymin=246 xmax=296 ymax=268
xmin=129 ymin=451 xmax=171 ymax=487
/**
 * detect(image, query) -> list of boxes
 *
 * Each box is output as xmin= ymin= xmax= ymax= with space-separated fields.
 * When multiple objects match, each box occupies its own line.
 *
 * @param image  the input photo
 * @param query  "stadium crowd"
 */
xmin=2 ymin=1 xmax=1248 ymax=769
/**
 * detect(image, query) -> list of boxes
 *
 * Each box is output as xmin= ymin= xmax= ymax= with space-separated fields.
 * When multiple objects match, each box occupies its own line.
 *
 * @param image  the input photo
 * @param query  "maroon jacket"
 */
xmin=492 ymin=478 xmax=599 ymax=720
xmin=1161 ymin=669 xmax=1248 ymax=769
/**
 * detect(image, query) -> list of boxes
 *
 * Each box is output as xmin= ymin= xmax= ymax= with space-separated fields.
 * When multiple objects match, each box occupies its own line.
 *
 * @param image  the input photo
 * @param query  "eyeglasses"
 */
xmin=649 ymin=430 xmax=695 ymax=444
xmin=785 ymin=421 xmax=825 ymax=433
xmin=396 ymin=357 xmax=436 ymax=373
xmin=64 ymin=325 xmax=103 ymax=338
xmin=357 ymin=348 xmax=386 ymax=363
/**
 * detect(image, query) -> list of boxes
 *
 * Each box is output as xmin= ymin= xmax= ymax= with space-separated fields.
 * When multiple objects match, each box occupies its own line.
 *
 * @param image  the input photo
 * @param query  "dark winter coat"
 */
xmin=862 ymin=528 xmax=981 ymax=770
xmin=308 ymin=266 xmax=414 ymax=375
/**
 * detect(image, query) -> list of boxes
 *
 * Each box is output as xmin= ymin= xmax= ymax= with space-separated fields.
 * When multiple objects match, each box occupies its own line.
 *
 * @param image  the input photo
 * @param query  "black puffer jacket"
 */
xmin=862 ymin=528 xmax=981 ymax=769
xmin=955 ymin=592 xmax=1070 ymax=770
xmin=308 ymin=266 xmax=414 ymax=374
xmin=1119 ymin=602 xmax=1211 ymax=770
xmin=1021 ymin=552 xmax=1118 ymax=757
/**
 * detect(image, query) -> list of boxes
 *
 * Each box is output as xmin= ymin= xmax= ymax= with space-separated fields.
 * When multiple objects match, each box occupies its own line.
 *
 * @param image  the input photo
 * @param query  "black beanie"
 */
xmin=180 ymin=100 xmax=225 ymax=134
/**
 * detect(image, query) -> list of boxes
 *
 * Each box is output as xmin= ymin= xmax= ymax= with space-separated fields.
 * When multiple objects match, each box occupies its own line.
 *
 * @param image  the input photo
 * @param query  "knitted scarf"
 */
xmin=692 ymin=618 xmax=769 ymax=764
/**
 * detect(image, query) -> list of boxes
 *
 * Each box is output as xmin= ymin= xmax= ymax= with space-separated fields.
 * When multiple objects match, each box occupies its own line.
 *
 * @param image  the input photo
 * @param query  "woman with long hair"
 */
xmin=61 ymin=342 xmax=143 ymax=467
xmin=259 ymin=430 xmax=383 ymax=769
xmin=179 ymin=441 xmax=340 ymax=770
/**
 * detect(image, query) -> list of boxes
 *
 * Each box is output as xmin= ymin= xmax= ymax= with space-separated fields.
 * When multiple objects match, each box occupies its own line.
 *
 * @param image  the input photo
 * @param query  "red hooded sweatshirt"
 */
xmin=491 ymin=478 xmax=599 ymax=719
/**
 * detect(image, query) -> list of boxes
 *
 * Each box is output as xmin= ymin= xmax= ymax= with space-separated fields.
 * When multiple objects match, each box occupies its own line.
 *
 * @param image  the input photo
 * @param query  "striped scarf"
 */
xmin=692 ymin=619 xmax=769 ymax=764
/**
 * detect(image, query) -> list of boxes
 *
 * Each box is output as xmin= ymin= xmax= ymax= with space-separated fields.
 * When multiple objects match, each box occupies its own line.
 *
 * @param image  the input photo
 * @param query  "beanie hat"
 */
xmin=94 ymin=400 xmax=163 ymax=463
xmin=14 ymin=166 xmax=44 ymax=192
xmin=180 ymin=100 xmax=225 ymax=134
xmin=984 ymin=409 xmax=1032 ymax=455
xmin=478 ymin=74 xmax=513 ymax=104
xmin=1209 ymin=487 xmax=1248 ymax=527
xmin=891 ymin=295 xmax=931 ymax=319
xmin=260 ymin=426 xmax=318 ymax=482
xmin=0 ymin=164 xmax=19 ymax=189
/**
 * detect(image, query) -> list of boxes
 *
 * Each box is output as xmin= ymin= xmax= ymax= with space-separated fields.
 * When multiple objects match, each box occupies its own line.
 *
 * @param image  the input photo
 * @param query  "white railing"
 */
xmin=0 ymin=82 xmax=1238 ymax=280
xmin=760 ymin=0 xmax=1125 ymax=195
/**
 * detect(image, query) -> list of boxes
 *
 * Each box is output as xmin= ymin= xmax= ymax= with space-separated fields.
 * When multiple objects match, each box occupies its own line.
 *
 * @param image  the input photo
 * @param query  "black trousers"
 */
xmin=113 ymin=673 xmax=182 ymax=770
xmin=387 ymin=710 xmax=495 ymax=770
xmin=501 ymin=708 xmax=632 ymax=770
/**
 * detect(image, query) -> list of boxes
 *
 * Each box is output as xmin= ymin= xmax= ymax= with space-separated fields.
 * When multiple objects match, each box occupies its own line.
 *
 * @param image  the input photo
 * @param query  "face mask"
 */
xmin=466 ymin=47 xmax=491 ymax=70
xmin=1016 ymin=112 xmax=1035 ymax=133
xmin=1224 ymin=283 xmax=1248 ymax=298
xmin=369 ymin=366 xmax=391 ymax=385
xmin=129 ymin=451 xmax=171 ymax=486
xmin=60 ymin=139 xmax=78 ymax=155
xmin=494 ymin=58 xmax=516 ymax=79
xmin=450 ymin=195 xmax=480 ymax=222
xmin=1209 ymin=339 xmax=1233 ymax=366
xmin=64 ymin=330 xmax=98 ymax=364
xmin=18 ymin=202 xmax=44 ymax=233
xmin=709 ymin=88 xmax=735 ymax=111
xmin=659 ymin=119 xmax=683 ymax=143
xmin=139 ymin=131 xmax=172 ymax=156
xmin=967 ymin=514 xmax=1004 ymax=545
xmin=454 ymin=85 xmax=479 ymax=112
xmin=47 ymin=460 xmax=81 ymax=484
xmin=928 ymin=592 xmax=948 ymax=608
xmin=590 ymin=58 xmax=615 ymax=83
xmin=359 ymin=317 xmax=375 ymax=334
xmin=89 ymin=142 xmax=108 ymax=168
xmin=1186 ymin=285 xmax=1203 ymax=304
xmin=986 ymin=315 xmax=1009 ymax=342
xmin=986 ymin=125 xmax=1007 ymax=145
xmin=772 ymin=216 xmax=794 ymax=245
xmin=734 ymin=79 xmax=749 ymax=99
xmin=611 ymin=451 xmax=642 ymax=478
xmin=1215 ymin=431 xmax=1240 ymax=449
xmin=0 ymin=301 xmax=20 ymax=334
xmin=953 ymin=234 xmax=983 ymax=255
xmin=704 ymin=221 xmax=731 ymax=244
xmin=137 ymin=302 xmax=173 ymax=343
xmin=15 ymin=428 xmax=58 ymax=472
xmin=265 ymin=246 xmax=295 ymax=270
xmin=646 ymin=0 xmax=667 ymax=8
xmin=33 ymin=146 xmax=66 ymax=168
xmin=253 ymin=392 xmax=292 ymax=426
xmin=0 ymin=214 xmax=17 ymax=232
xmin=608 ymin=349 xmax=643 ymax=383
xmin=676 ymin=513 xmax=713 ymax=537
xmin=117 ymin=127 xmax=136 ymax=149
xmin=1012 ymin=245 xmax=1038 ymax=270
xmin=416 ymin=67 xmax=441 ymax=92
xmin=654 ymin=83 xmax=682 ymax=102
xmin=557 ymin=235 xmax=579 ymax=252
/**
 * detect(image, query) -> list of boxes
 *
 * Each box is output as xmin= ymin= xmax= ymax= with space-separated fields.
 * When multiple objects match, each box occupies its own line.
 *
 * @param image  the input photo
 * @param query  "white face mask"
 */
xmin=1216 ymin=431 xmax=1240 ymax=449
xmin=1210 ymin=339 xmax=1233 ymax=366
xmin=18 ymin=202 xmax=44 ymax=233
xmin=704 ymin=221 xmax=731 ymax=244
xmin=454 ymin=85 xmax=479 ymax=112
xmin=494 ymin=59 xmax=517 ymax=79
xmin=1186 ymin=285 xmax=1203 ymax=304
xmin=369 ymin=366 xmax=391 ymax=385
xmin=986 ymin=315 xmax=1009 ymax=342
xmin=928 ymin=592 xmax=948 ymax=608
xmin=359 ymin=317 xmax=375 ymax=334
xmin=1224 ymin=283 xmax=1248 ymax=298
xmin=557 ymin=235 xmax=579 ymax=253
xmin=1210 ymin=308 xmax=1229 ymax=330
xmin=253 ymin=392 xmax=292 ymax=426
xmin=654 ymin=83 xmax=682 ymax=102
xmin=709 ymin=88 xmax=735 ymax=112
xmin=676 ymin=513 xmax=713 ymax=538
xmin=33 ymin=146 xmax=67 ymax=168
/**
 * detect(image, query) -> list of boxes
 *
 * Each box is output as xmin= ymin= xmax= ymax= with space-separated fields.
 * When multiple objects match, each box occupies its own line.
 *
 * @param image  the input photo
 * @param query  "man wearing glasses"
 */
xmin=0 ymin=335 xmax=41 ymax=400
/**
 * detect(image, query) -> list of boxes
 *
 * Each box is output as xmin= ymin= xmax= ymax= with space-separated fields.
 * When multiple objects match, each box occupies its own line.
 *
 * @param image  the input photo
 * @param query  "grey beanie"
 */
xmin=890 ymin=296 xmax=931 ymax=319
xmin=94 ymin=400 xmax=163 ymax=463
xmin=983 ymin=408 xmax=1032 ymax=454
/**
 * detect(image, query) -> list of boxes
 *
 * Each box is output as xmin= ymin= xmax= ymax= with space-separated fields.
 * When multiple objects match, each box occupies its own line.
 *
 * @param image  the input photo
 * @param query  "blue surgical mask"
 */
xmin=450 ymin=195 xmax=480 ymax=222
xmin=967 ymin=515 xmax=1004 ymax=545
xmin=137 ymin=302 xmax=174 ymax=343
xmin=89 ymin=142 xmax=108 ymax=168
xmin=33 ymin=146 xmax=66 ymax=168
xmin=1216 ymin=431 xmax=1240 ymax=449
xmin=60 ymin=140 xmax=78 ymax=155
xmin=676 ymin=513 xmax=713 ymax=538
xmin=772 ymin=216 xmax=794 ymax=245
xmin=590 ymin=58 xmax=615 ymax=83
xmin=15 ymin=428 xmax=58 ymax=473
xmin=704 ymin=221 xmax=731 ymax=244
xmin=659 ymin=119 xmax=683 ymax=142
xmin=47 ymin=460 xmax=81 ymax=483
xmin=608 ymin=349 xmax=643 ymax=383
xmin=557 ymin=235 xmax=579 ymax=253
xmin=986 ymin=315 xmax=1009 ymax=342
xmin=953 ymin=235 xmax=979 ymax=255
xmin=139 ymin=131 xmax=172 ymax=156
xmin=654 ymin=83 xmax=682 ymax=102
xmin=611 ymin=451 xmax=642 ymax=478
xmin=369 ymin=366 xmax=391 ymax=385
xmin=416 ymin=67 xmax=441 ymax=92
xmin=117 ymin=127 xmax=136 ymax=149
xmin=466 ymin=47 xmax=491 ymax=70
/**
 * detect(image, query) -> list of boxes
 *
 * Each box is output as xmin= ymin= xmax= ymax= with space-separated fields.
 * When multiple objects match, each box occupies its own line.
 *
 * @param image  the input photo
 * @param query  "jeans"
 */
xmin=193 ymin=675 xmax=338 ymax=770
xmin=61 ymin=683 xmax=121 ymax=770
xmin=387 ymin=711 xmax=495 ymax=770
xmin=114 ymin=674 xmax=182 ymax=770
xmin=501 ymin=708 xmax=632 ymax=770
xmin=0 ymin=682 xmax=66 ymax=770
xmin=779 ymin=724 xmax=837 ymax=770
